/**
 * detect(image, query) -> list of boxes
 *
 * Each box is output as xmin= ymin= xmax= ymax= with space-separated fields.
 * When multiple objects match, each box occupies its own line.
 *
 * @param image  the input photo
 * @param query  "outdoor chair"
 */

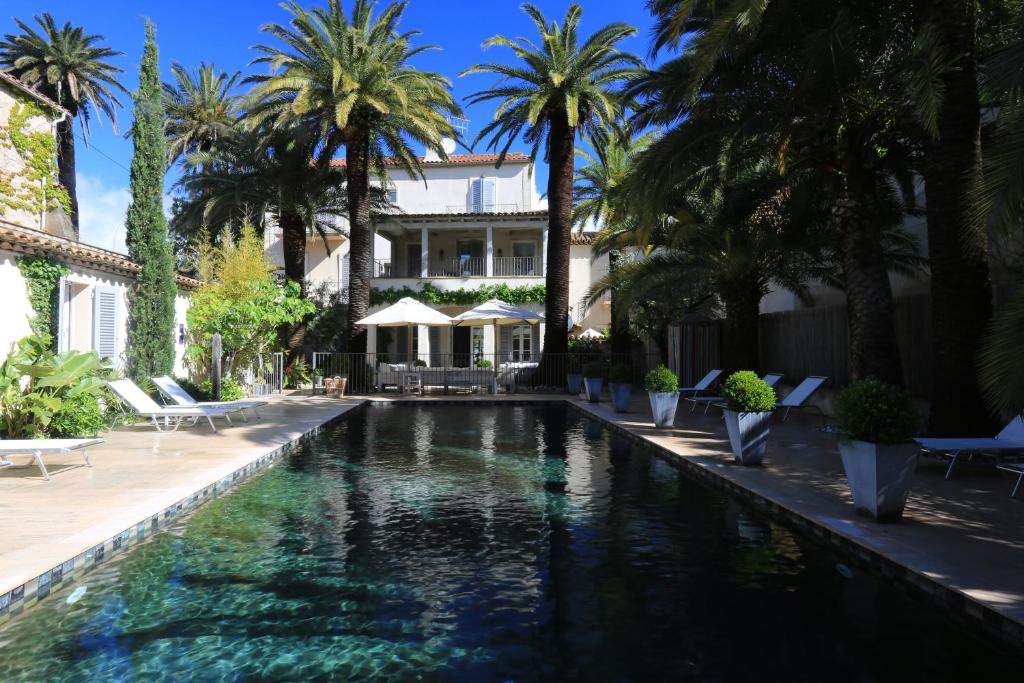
xmin=776 ymin=375 xmax=828 ymax=422
xmin=686 ymin=373 xmax=784 ymax=415
xmin=915 ymin=416 xmax=1024 ymax=495
xmin=106 ymin=379 xmax=237 ymax=432
xmin=0 ymin=438 xmax=103 ymax=481
xmin=400 ymin=372 xmax=422 ymax=396
xmin=152 ymin=376 xmax=265 ymax=421
xmin=679 ymin=369 xmax=724 ymax=400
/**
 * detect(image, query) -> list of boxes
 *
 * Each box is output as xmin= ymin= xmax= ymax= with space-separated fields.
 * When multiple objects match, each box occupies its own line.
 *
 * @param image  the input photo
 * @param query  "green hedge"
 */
xmin=370 ymin=282 xmax=546 ymax=306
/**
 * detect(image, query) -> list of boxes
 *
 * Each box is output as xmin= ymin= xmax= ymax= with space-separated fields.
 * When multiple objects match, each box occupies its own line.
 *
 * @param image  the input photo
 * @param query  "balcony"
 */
xmin=429 ymin=256 xmax=485 ymax=277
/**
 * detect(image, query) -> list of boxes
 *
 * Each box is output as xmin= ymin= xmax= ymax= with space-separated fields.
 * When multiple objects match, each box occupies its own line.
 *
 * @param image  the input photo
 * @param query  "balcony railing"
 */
xmin=493 ymin=256 xmax=536 ymax=277
xmin=373 ymin=259 xmax=393 ymax=278
xmin=445 ymin=203 xmax=521 ymax=214
xmin=371 ymin=256 xmax=542 ymax=278
xmin=429 ymin=256 xmax=485 ymax=277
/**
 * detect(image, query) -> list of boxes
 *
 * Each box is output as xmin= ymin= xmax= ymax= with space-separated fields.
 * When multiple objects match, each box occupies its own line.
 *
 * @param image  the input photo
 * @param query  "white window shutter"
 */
xmin=93 ymin=287 xmax=119 ymax=361
xmin=482 ymin=177 xmax=497 ymax=213
xmin=341 ymin=253 xmax=350 ymax=288
xmin=471 ymin=178 xmax=483 ymax=212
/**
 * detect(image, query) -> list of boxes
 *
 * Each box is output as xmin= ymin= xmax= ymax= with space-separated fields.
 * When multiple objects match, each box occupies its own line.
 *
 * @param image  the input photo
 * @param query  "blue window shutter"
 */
xmin=93 ymin=287 xmax=119 ymax=361
xmin=482 ymin=177 xmax=497 ymax=212
xmin=471 ymin=178 xmax=482 ymax=212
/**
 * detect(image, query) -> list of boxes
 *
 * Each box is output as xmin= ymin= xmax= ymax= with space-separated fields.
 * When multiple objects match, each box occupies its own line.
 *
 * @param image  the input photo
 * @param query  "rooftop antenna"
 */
xmin=425 ymin=116 xmax=469 ymax=160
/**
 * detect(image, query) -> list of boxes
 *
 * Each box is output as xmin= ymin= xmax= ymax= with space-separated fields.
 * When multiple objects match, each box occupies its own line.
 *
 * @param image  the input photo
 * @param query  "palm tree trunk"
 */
xmin=834 ymin=190 xmax=904 ymax=385
xmin=921 ymin=0 xmax=995 ymax=435
xmin=608 ymin=250 xmax=632 ymax=357
xmin=542 ymin=112 xmax=574 ymax=357
xmin=721 ymin=274 xmax=762 ymax=371
xmin=345 ymin=132 xmax=372 ymax=354
xmin=279 ymin=207 xmax=307 ymax=365
xmin=56 ymin=116 xmax=79 ymax=235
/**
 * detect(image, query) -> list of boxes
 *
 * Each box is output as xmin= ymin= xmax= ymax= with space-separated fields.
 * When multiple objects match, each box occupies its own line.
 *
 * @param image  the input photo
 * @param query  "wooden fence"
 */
xmin=757 ymin=294 xmax=932 ymax=396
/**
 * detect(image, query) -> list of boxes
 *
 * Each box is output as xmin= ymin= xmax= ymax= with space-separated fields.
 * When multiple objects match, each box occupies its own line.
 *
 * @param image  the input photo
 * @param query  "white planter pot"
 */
xmin=648 ymin=391 xmax=679 ymax=428
xmin=838 ymin=440 xmax=918 ymax=521
xmin=723 ymin=409 xmax=772 ymax=465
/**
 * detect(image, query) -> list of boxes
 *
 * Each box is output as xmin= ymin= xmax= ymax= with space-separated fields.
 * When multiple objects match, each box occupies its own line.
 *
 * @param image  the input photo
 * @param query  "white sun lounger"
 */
xmin=107 ymin=379 xmax=236 ymax=432
xmin=678 ymin=369 xmax=723 ymax=399
xmin=0 ymin=438 xmax=103 ymax=480
xmin=687 ymin=373 xmax=784 ymax=415
xmin=776 ymin=375 xmax=828 ymax=422
xmin=915 ymin=416 xmax=1024 ymax=495
xmin=152 ymin=376 xmax=265 ymax=421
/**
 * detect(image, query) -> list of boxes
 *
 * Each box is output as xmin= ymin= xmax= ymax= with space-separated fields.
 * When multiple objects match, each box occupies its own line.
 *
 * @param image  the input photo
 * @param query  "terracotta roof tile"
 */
xmin=330 ymin=152 xmax=530 ymax=168
xmin=0 ymin=70 xmax=69 ymax=115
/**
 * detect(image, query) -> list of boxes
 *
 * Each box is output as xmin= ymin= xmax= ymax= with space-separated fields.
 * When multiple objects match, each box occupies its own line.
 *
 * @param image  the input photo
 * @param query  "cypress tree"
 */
xmin=125 ymin=19 xmax=176 ymax=380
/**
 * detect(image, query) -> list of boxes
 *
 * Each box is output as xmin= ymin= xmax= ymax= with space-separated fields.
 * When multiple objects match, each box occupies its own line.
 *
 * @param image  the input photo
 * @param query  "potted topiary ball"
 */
xmin=582 ymin=362 xmax=604 ymax=403
xmin=645 ymin=366 xmax=680 ymax=428
xmin=608 ymin=364 xmax=633 ymax=413
xmin=836 ymin=378 xmax=919 ymax=521
xmin=721 ymin=371 xmax=777 ymax=465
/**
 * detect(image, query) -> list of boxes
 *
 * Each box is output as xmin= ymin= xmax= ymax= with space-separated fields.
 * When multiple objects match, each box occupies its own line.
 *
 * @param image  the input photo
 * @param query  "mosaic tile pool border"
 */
xmin=565 ymin=401 xmax=1024 ymax=650
xmin=0 ymin=409 xmax=356 ymax=626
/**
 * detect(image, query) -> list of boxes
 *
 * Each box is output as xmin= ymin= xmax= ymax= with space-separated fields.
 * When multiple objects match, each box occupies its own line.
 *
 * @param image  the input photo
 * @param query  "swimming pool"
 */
xmin=0 ymin=404 xmax=1021 ymax=681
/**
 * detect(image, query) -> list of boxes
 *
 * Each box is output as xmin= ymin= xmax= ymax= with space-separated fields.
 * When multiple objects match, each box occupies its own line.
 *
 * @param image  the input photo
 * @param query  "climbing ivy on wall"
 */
xmin=16 ymin=254 xmax=70 ymax=344
xmin=0 ymin=96 xmax=71 ymax=219
xmin=370 ymin=282 xmax=547 ymax=307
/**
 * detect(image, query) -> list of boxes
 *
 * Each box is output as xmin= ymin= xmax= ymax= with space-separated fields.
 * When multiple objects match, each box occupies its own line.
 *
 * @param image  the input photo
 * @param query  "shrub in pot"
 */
xmin=645 ymin=366 xmax=680 ymax=428
xmin=720 ymin=371 xmax=777 ymax=465
xmin=476 ymin=359 xmax=493 ymax=368
xmin=582 ymin=362 xmax=604 ymax=403
xmin=836 ymin=378 xmax=919 ymax=521
xmin=608 ymin=364 xmax=633 ymax=413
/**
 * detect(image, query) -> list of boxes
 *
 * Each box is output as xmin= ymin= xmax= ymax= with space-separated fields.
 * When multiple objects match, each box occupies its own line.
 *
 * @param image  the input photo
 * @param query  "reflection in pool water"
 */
xmin=0 ymin=404 xmax=1021 ymax=681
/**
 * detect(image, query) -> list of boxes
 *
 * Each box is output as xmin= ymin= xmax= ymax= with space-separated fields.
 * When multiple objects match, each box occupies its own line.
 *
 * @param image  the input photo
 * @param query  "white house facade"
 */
xmin=265 ymin=151 xmax=610 ymax=362
xmin=0 ymin=71 xmax=194 ymax=375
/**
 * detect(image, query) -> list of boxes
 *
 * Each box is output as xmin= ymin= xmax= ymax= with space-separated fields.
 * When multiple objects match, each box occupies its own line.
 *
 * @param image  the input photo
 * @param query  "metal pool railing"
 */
xmin=309 ymin=352 xmax=666 ymax=395
xmin=243 ymin=352 xmax=284 ymax=396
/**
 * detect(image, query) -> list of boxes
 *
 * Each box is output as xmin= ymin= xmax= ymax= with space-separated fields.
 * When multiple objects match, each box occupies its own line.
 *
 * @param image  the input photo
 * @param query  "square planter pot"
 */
xmin=723 ymin=409 xmax=772 ymax=465
xmin=584 ymin=377 xmax=603 ymax=403
xmin=567 ymin=373 xmax=584 ymax=395
xmin=838 ymin=440 xmax=918 ymax=521
xmin=649 ymin=391 xmax=680 ymax=428
xmin=610 ymin=383 xmax=632 ymax=413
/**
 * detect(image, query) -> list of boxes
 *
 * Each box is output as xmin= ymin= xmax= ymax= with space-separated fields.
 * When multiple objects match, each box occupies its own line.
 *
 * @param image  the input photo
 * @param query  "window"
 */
xmin=387 ymin=187 xmax=398 ymax=205
xmin=511 ymin=241 xmax=536 ymax=275
xmin=93 ymin=286 xmax=120 ymax=362
xmin=471 ymin=326 xmax=484 ymax=360
xmin=471 ymin=177 xmax=497 ymax=212
xmin=511 ymin=325 xmax=532 ymax=361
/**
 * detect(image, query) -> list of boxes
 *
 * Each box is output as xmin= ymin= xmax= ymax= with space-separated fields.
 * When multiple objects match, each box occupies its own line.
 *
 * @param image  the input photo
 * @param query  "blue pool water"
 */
xmin=0 ymin=404 xmax=1021 ymax=681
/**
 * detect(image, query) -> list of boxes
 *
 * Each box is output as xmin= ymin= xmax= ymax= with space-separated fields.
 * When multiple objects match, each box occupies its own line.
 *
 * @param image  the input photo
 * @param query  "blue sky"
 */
xmin=2 ymin=1 xmax=658 ymax=252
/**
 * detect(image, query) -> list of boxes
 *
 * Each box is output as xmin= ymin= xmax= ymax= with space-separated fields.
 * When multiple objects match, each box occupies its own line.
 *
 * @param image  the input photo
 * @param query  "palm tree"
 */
xmin=462 ymin=3 xmax=642 ymax=357
xmin=639 ymin=0 xmax=927 ymax=386
xmin=246 ymin=0 xmax=461 ymax=352
xmin=573 ymin=129 xmax=656 ymax=355
xmin=0 ymin=13 xmax=127 ymax=233
xmin=164 ymin=62 xmax=241 ymax=167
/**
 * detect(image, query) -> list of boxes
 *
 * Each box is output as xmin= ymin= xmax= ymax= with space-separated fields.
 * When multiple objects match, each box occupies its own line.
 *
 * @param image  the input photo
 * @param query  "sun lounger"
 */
xmin=686 ymin=373 xmax=784 ymax=415
xmin=106 ymin=379 xmax=236 ymax=432
xmin=0 ymin=438 xmax=103 ymax=480
xmin=153 ymin=376 xmax=265 ymax=421
xmin=776 ymin=375 xmax=828 ymax=422
xmin=679 ymin=369 xmax=723 ymax=399
xmin=915 ymin=416 xmax=1024 ymax=493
